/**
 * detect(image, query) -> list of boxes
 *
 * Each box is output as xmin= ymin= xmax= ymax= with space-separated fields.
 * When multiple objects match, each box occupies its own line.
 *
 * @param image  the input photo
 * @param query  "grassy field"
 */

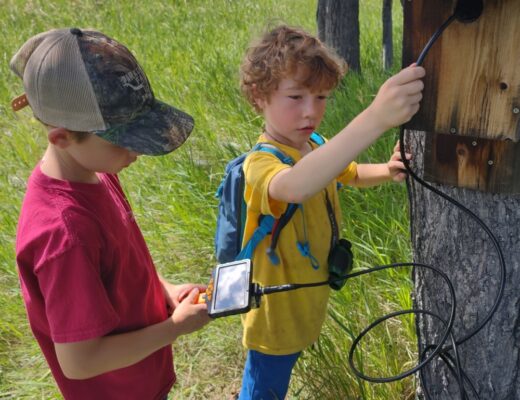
xmin=0 ymin=0 xmax=416 ymax=399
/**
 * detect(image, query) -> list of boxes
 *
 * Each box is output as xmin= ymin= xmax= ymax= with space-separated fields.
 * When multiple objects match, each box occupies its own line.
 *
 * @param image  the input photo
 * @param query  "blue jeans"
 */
xmin=238 ymin=350 xmax=301 ymax=400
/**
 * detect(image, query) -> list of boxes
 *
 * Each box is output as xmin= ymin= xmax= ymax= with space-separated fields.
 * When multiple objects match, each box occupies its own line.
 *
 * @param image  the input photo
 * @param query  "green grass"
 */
xmin=0 ymin=0 xmax=416 ymax=399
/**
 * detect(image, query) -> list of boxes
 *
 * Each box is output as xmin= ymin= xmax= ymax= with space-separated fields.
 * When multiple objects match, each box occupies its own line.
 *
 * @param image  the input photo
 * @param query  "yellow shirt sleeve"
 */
xmin=337 ymin=161 xmax=358 ymax=185
xmin=243 ymin=151 xmax=291 ymax=218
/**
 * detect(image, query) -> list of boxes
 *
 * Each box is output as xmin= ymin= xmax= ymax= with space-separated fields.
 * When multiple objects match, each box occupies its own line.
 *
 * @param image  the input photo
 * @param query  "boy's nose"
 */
xmin=302 ymin=100 xmax=318 ymax=118
xmin=303 ymin=100 xmax=316 ymax=117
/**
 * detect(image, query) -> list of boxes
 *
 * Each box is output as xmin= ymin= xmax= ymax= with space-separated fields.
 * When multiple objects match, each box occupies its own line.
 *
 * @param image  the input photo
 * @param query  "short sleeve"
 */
xmin=337 ymin=161 xmax=358 ymax=185
xmin=36 ymin=245 xmax=119 ymax=343
xmin=243 ymin=151 xmax=291 ymax=218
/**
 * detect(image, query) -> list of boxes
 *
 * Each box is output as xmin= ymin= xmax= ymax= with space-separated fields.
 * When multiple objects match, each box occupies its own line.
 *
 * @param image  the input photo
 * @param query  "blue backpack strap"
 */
xmin=309 ymin=132 xmax=325 ymax=145
xmin=252 ymin=143 xmax=295 ymax=166
xmin=236 ymin=144 xmax=295 ymax=263
xmin=236 ymin=214 xmax=275 ymax=260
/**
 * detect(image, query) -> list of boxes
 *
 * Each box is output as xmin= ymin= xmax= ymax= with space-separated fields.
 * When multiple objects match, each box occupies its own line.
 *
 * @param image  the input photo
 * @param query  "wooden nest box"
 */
xmin=403 ymin=0 xmax=520 ymax=193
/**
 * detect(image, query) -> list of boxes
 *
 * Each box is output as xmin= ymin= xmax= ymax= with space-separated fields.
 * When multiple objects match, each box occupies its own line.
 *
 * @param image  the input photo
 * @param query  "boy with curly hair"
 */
xmin=237 ymin=25 xmax=425 ymax=399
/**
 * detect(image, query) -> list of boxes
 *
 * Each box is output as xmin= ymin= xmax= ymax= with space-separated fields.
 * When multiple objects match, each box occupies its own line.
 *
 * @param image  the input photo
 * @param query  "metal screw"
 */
xmin=472 ymin=141 xmax=477 ymax=146
xmin=488 ymin=160 xmax=494 ymax=165
xmin=513 ymin=107 xmax=520 ymax=114
xmin=450 ymin=127 xmax=457 ymax=134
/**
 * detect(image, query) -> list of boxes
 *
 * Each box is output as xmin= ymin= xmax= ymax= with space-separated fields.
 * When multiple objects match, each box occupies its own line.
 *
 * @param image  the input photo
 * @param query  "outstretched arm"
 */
xmin=350 ymin=141 xmax=411 ymax=188
xmin=269 ymin=65 xmax=424 ymax=203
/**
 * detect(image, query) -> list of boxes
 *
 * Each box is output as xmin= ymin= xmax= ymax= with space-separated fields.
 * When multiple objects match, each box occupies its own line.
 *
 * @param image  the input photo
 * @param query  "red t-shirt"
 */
xmin=16 ymin=166 xmax=174 ymax=399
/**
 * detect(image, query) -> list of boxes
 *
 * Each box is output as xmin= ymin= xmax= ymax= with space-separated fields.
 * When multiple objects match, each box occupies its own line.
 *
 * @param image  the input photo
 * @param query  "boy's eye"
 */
xmin=288 ymin=95 xmax=302 ymax=100
xmin=317 ymin=95 xmax=329 ymax=100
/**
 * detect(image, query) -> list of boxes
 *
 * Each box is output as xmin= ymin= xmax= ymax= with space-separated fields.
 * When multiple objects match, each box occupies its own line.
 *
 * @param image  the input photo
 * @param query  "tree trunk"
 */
xmin=382 ymin=0 xmax=393 ymax=70
xmin=406 ymin=130 xmax=520 ymax=399
xmin=317 ymin=0 xmax=360 ymax=73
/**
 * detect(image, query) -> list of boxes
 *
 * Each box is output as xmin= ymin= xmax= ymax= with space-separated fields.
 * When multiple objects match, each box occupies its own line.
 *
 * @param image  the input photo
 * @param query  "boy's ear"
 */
xmin=254 ymin=97 xmax=266 ymax=110
xmin=48 ymin=128 xmax=73 ymax=149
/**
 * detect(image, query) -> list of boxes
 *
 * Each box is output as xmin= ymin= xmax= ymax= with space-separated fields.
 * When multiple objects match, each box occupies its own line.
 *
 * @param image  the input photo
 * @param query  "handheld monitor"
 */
xmin=203 ymin=259 xmax=253 ymax=318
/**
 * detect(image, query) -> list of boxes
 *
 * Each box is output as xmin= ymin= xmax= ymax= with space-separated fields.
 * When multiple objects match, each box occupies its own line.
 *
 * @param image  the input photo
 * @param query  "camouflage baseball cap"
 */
xmin=10 ymin=28 xmax=194 ymax=155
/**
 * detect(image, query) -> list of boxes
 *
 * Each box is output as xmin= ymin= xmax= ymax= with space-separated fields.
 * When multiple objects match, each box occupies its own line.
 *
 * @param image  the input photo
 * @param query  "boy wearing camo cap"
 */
xmin=11 ymin=28 xmax=210 ymax=399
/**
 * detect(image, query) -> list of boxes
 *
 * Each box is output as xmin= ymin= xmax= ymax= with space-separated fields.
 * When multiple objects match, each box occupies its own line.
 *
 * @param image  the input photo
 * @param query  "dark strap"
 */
xmin=311 ymin=132 xmax=339 ymax=248
xmin=268 ymin=203 xmax=299 ymax=253
xmin=324 ymin=189 xmax=339 ymax=251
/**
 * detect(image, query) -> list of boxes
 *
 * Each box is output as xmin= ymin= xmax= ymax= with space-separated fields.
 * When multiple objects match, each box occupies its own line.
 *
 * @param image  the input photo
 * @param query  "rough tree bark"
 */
xmin=317 ymin=0 xmax=360 ymax=72
xmin=406 ymin=130 xmax=520 ymax=399
xmin=382 ymin=0 xmax=393 ymax=70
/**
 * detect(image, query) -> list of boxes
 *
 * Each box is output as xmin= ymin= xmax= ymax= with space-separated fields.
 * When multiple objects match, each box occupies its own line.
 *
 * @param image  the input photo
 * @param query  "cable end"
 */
xmin=267 ymin=247 xmax=280 ymax=265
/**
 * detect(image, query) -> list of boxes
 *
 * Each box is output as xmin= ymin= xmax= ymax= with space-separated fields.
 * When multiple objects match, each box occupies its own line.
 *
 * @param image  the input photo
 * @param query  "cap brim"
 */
xmin=94 ymin=99 xmax=194 ymax=155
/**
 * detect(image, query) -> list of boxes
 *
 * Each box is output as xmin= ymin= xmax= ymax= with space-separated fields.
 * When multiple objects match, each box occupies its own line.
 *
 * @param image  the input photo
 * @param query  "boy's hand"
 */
xmin=387 ymin=141 xmax=411 ymax=183
xmin=161 ymin=279 xmax=207 ymax=312
xmin=170 ymin=288 xmax=211 ymax=338
xmin=368 ymin=64 xmax=425 ymax=132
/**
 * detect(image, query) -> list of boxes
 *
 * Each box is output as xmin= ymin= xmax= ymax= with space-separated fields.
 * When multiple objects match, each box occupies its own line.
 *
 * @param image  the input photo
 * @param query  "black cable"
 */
xmin=260 ymin=262 xmax=458 ymax=384
xmin=345 ymin=263 xmax=457 ymax=383
xmin=399 ymin=130 xmax=506 ymax=348
xmin=415 ymin=14 xmax=456 ymax=66
xmin=397 ymin=127 xmax=506 ymax=398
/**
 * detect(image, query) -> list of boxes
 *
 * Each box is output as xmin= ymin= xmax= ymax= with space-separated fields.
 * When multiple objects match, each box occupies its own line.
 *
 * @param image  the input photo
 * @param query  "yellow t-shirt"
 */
xmin=241 ymin=134 xmax=358 ymax=355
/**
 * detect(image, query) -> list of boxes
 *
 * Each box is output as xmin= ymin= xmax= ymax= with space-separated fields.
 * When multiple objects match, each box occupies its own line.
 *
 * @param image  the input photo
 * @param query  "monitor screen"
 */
xmin=213 ymin=260 xmax=250 ymax=313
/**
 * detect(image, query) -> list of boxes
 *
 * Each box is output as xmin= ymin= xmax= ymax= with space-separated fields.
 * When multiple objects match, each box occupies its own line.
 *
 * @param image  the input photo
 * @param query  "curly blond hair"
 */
xmin=240 ymin=25 xmax=347 ymax=112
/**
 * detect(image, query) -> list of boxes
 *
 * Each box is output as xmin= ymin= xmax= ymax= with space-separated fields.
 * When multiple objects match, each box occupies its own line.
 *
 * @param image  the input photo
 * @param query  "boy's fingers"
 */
xmin=390 ymin=66 xmax=426 ymax=86
xmin=395 ymin=172 xmax=408 ymax=182
xmin=408 ymin=103 xmax=421 ymax=118
xmin=404 ymin=80 xmax=425 ymax=95
xmin=406 ymin=93 xmax=423 ymax=106
xmin=391 ymin=153 xmax=410 ymax=162
xmin=177 ymin=288 xmax=191 ymax=301
xmin=182 ymin=288 xmax=200 ymax=303
xmin=178 ymin=285 xmax=206 ymax=302
xmin=390 ymin=160 xmax=405 ymax=170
